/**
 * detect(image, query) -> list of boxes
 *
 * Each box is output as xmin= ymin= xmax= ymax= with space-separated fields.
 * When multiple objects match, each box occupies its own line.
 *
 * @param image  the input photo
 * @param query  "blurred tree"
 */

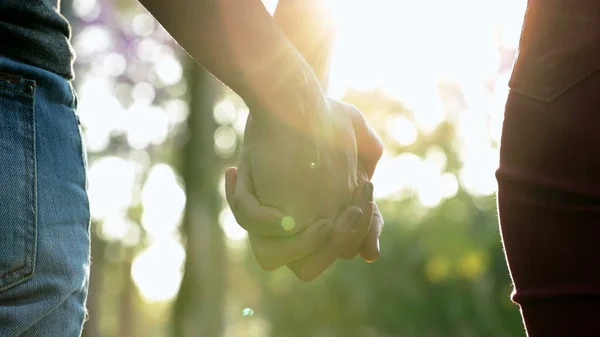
xmin=118 ymin=251 xmax=137 ymax=337
xmin=69 ymin=0 xmax=202 ymax=335
xmin=172 ymin=60 xmax=226 ymax=337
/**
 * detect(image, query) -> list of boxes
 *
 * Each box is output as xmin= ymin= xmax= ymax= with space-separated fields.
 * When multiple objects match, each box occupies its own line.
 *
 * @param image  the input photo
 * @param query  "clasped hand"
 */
xmin=226 ymin=98 xmax=383 ymax=281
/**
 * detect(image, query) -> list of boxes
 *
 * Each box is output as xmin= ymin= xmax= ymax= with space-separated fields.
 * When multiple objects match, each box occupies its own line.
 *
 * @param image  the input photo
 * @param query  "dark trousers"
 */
xmin=497 ymin=1 xmax=600 ymax=335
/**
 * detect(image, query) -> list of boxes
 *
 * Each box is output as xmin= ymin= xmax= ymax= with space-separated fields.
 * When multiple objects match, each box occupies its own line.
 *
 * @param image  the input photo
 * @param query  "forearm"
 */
xmin=274 ymin=0 xmax=336 ymax=90
xmin=138 ymin=0 xmax=327 ymax=126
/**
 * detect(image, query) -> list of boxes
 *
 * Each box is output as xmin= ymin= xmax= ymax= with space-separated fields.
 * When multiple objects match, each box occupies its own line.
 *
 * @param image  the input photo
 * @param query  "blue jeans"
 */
xmin=0 ymin=56 xmax=90 ymax=336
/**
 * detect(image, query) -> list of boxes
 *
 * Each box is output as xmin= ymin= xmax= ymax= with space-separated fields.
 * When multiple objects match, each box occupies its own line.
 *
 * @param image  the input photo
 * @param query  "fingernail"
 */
xmin=347 ymin=207 xmax=362 ymax=229
xmin=370 ymin=240 xmax=381 ymax=262
xmin=364 ymin=241 xmax=381 ymax=263
xmin=362 ymin=181 xmax=373 ymax=201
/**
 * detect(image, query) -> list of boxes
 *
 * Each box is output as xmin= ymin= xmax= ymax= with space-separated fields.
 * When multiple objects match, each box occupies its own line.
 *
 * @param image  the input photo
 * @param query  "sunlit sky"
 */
xmin=75 ymin=0 xmax=527 ymax=305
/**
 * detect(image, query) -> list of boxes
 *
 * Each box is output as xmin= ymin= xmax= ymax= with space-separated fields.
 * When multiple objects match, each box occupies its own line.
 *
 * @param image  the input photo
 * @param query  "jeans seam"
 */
xmin=30 ymin=84 xmax=38 ymax=282
xmin=69 ymin=82 xmax=88 ymax=192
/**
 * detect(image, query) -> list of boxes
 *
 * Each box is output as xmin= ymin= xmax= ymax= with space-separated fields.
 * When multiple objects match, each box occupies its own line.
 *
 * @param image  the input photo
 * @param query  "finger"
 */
xmin=325 ymin=99 xmax=383 ymax=179
xmin=224 ymin=166 xmax=238 ymax=207
xmin=249 ymin=219 xmax=334 ymax=271
xmin=225 ymin=166 xmax=290 ymax=237
xmin=339 ymin=176 xmax=374 ymax=259
xmin=360 ymin=201 xmax=384 ymax=262
xmin=346 ymin=104 xmax=384 ymax=179
xmin=287 ymin=205 xmax=363 ymax=282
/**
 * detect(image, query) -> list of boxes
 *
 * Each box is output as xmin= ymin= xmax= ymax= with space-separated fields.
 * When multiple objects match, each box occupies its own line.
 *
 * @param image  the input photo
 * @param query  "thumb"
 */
xmin=359 ymin=201 xmax=383 ymax=262
xmin=225 ymin=166 xmax=238 ymax=207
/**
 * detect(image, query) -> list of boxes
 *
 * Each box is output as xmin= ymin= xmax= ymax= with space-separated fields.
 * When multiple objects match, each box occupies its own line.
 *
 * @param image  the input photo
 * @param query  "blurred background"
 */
xmin=64 ymin=0 xmax=528 ymax=336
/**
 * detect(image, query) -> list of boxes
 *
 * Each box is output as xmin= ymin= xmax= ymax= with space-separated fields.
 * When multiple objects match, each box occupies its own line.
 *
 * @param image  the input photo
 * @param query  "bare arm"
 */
xmin=138 ymin=0 xmax=328 ymax=127
xmin=273 ymin=0 xmax=336 ymax=90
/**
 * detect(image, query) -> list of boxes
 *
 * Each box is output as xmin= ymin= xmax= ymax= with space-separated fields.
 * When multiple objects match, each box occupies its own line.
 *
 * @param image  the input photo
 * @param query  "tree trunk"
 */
xmin=117 ymin=253 xmax=137 ymax=337
xmin=172 ymin=61 xmax=226 ymax=337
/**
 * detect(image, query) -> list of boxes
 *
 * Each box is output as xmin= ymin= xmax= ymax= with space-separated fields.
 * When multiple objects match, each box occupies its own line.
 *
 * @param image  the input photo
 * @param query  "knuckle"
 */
xmin=253 ymin=244 xmax=283 ymax=271
xmin=256 ymin=255 xmax=277 ymax=271
xmin=259 ymin=262 xmax=278 ymax=271
xmin=252 ymin=244 xmax=271 ymax=267
xmin=373 ymin=137 xmax=384 ymax=159
xmin=349 ymin=105 xmax=362 ymax=117
xmin=254 ymin=246 xmax=269 ymax=263
xmin=346 ymin=104 xmax=363 ymax=120
xmin=293 ymin=265 xmax=316 ymax=282
xmin=298 ymin=274 xmax=315 ymax=282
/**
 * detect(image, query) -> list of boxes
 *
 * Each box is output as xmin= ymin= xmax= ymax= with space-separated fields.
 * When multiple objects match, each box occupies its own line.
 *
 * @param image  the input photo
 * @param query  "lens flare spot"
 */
xmin=309 ymin=162 xmax=317 ymax=169
xmin=281 ymin=216 xmax=295 ymax=232
xmin=242 ymin=307 xmax=255 ymax=317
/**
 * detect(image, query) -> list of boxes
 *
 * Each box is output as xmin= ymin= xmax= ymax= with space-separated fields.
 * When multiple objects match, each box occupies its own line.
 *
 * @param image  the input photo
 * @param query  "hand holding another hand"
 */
xmin=226 ymin=98 xmax=383 ymax=281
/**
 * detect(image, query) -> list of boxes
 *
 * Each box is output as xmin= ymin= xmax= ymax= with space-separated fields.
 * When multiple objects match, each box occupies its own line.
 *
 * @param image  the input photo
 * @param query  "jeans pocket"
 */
xmin=0 ymin=71 xmax=37 ymax=292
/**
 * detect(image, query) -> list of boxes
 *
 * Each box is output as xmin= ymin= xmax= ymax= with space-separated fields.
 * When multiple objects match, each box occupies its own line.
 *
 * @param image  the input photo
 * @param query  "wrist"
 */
xmin=242 ymin=44 xmax=330 ymax=132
